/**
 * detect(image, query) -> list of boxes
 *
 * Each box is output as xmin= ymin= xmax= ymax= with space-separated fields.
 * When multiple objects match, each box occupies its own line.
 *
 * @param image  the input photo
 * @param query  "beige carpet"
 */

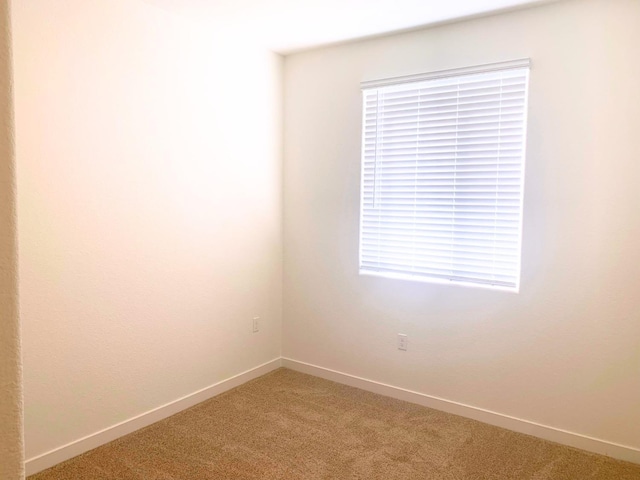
xmin=30 ymin=368 xmax=640 ymax=479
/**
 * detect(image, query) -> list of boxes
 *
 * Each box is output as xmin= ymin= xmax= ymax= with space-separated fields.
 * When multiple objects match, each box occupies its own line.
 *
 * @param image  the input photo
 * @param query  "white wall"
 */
xmin=283 ymin=0 xmax=640 ymax=452
xmin=13 ymin=0 xmax=282 ymax=460
xmin=0 ymin=0 xmax=24 ymax=477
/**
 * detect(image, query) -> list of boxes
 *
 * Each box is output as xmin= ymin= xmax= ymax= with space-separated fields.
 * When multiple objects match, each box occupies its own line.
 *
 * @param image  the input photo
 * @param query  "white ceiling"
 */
xmin=146 ymin=0 xmax=554 ymax=54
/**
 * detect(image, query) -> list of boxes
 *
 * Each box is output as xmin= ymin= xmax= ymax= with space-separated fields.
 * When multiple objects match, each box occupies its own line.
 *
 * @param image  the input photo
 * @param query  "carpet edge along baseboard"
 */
xmin=26 ymin=356 xmax=640 ymax=475
xmin=281 ymin=357 xmax=640 ymax=465
xmin=25 ymin=358 xmax=283 ymax=476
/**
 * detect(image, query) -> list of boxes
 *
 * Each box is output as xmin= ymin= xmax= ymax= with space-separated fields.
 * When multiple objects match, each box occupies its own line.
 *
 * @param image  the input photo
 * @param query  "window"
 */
xmin=359 ymin=59 xmax=530 ymax=290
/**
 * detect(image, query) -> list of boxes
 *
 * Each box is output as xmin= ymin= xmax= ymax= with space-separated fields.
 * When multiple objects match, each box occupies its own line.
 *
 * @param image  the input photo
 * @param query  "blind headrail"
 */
xmin=361 ymin=58 xmax=531 ymax=90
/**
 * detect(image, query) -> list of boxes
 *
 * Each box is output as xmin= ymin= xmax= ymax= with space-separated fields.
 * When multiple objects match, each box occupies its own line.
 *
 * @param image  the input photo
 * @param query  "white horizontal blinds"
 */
xmin=360 ymin=62 xmax=529 ymax=288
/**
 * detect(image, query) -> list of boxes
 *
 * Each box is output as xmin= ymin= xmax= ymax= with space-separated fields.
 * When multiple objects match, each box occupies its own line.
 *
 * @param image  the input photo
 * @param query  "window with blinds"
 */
xmin=359 ymin=60 xmax=530 ymax=290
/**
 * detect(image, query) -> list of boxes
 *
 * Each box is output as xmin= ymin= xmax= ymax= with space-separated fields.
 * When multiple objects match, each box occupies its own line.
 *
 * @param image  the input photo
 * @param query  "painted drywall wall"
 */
xmin=13 ymin=0 xmax=282 ymax=459
xmin=283 ymin=0 xmax=640 ymax=451
xmin=0 ymin=1 xmax=24 ymax=478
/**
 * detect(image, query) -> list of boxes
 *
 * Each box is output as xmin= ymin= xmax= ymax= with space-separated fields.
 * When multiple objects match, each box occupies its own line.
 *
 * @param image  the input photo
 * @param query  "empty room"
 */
xmin=1 ymin=0 xmax=640 ymax=478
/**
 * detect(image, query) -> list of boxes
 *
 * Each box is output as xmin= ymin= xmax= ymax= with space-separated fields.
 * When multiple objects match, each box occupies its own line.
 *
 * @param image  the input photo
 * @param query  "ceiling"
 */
xmin=145 ymin=0 xmax=554 ymax=54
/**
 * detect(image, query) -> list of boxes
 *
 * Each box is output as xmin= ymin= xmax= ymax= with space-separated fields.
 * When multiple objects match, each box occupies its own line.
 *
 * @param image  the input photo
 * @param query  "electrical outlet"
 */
xmin=252 ymin=317 xmax=260 ymax=333
xmin=397 ymin=333 xmax=408 ymax=351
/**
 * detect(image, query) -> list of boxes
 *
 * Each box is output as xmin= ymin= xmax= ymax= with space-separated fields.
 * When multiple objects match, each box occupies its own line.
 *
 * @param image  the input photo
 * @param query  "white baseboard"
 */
xmin=26 ymin=356 xmax=640 ymax=476
xmin=281 ymin=357 xmax=640 ymax=465
xmin=25 ymin=358 xmax=282 ymax=476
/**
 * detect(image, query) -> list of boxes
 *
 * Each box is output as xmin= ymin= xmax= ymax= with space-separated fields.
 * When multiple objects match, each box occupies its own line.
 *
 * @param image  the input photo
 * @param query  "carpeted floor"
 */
xmin=30 ymin=368 xmax=640 ymax=479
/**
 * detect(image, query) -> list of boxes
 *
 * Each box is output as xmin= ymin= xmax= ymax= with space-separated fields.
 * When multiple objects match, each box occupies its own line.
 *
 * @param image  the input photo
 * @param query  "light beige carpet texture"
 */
xmin=30 ymin=368 xmax=640 ymax=479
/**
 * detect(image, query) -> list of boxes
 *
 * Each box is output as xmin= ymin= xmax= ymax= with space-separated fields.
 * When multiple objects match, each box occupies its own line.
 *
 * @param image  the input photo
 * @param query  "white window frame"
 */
xmin=359 ymin=59 xmax=530 ymax=291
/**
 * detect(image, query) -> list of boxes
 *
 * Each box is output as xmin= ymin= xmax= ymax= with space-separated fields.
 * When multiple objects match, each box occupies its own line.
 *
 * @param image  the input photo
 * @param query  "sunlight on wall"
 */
xmin=13 ymin=0 xmax=282 ymax=460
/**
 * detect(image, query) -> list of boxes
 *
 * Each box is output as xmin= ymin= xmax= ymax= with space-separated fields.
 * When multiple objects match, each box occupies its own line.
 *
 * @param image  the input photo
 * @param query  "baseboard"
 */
xmin=25 ymin=358 xmax=282 ymax=476
xmin=281 ymin=357 xmax=640 ymax=465
xmin=25 ymin=356 xmax=640 ymax=475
